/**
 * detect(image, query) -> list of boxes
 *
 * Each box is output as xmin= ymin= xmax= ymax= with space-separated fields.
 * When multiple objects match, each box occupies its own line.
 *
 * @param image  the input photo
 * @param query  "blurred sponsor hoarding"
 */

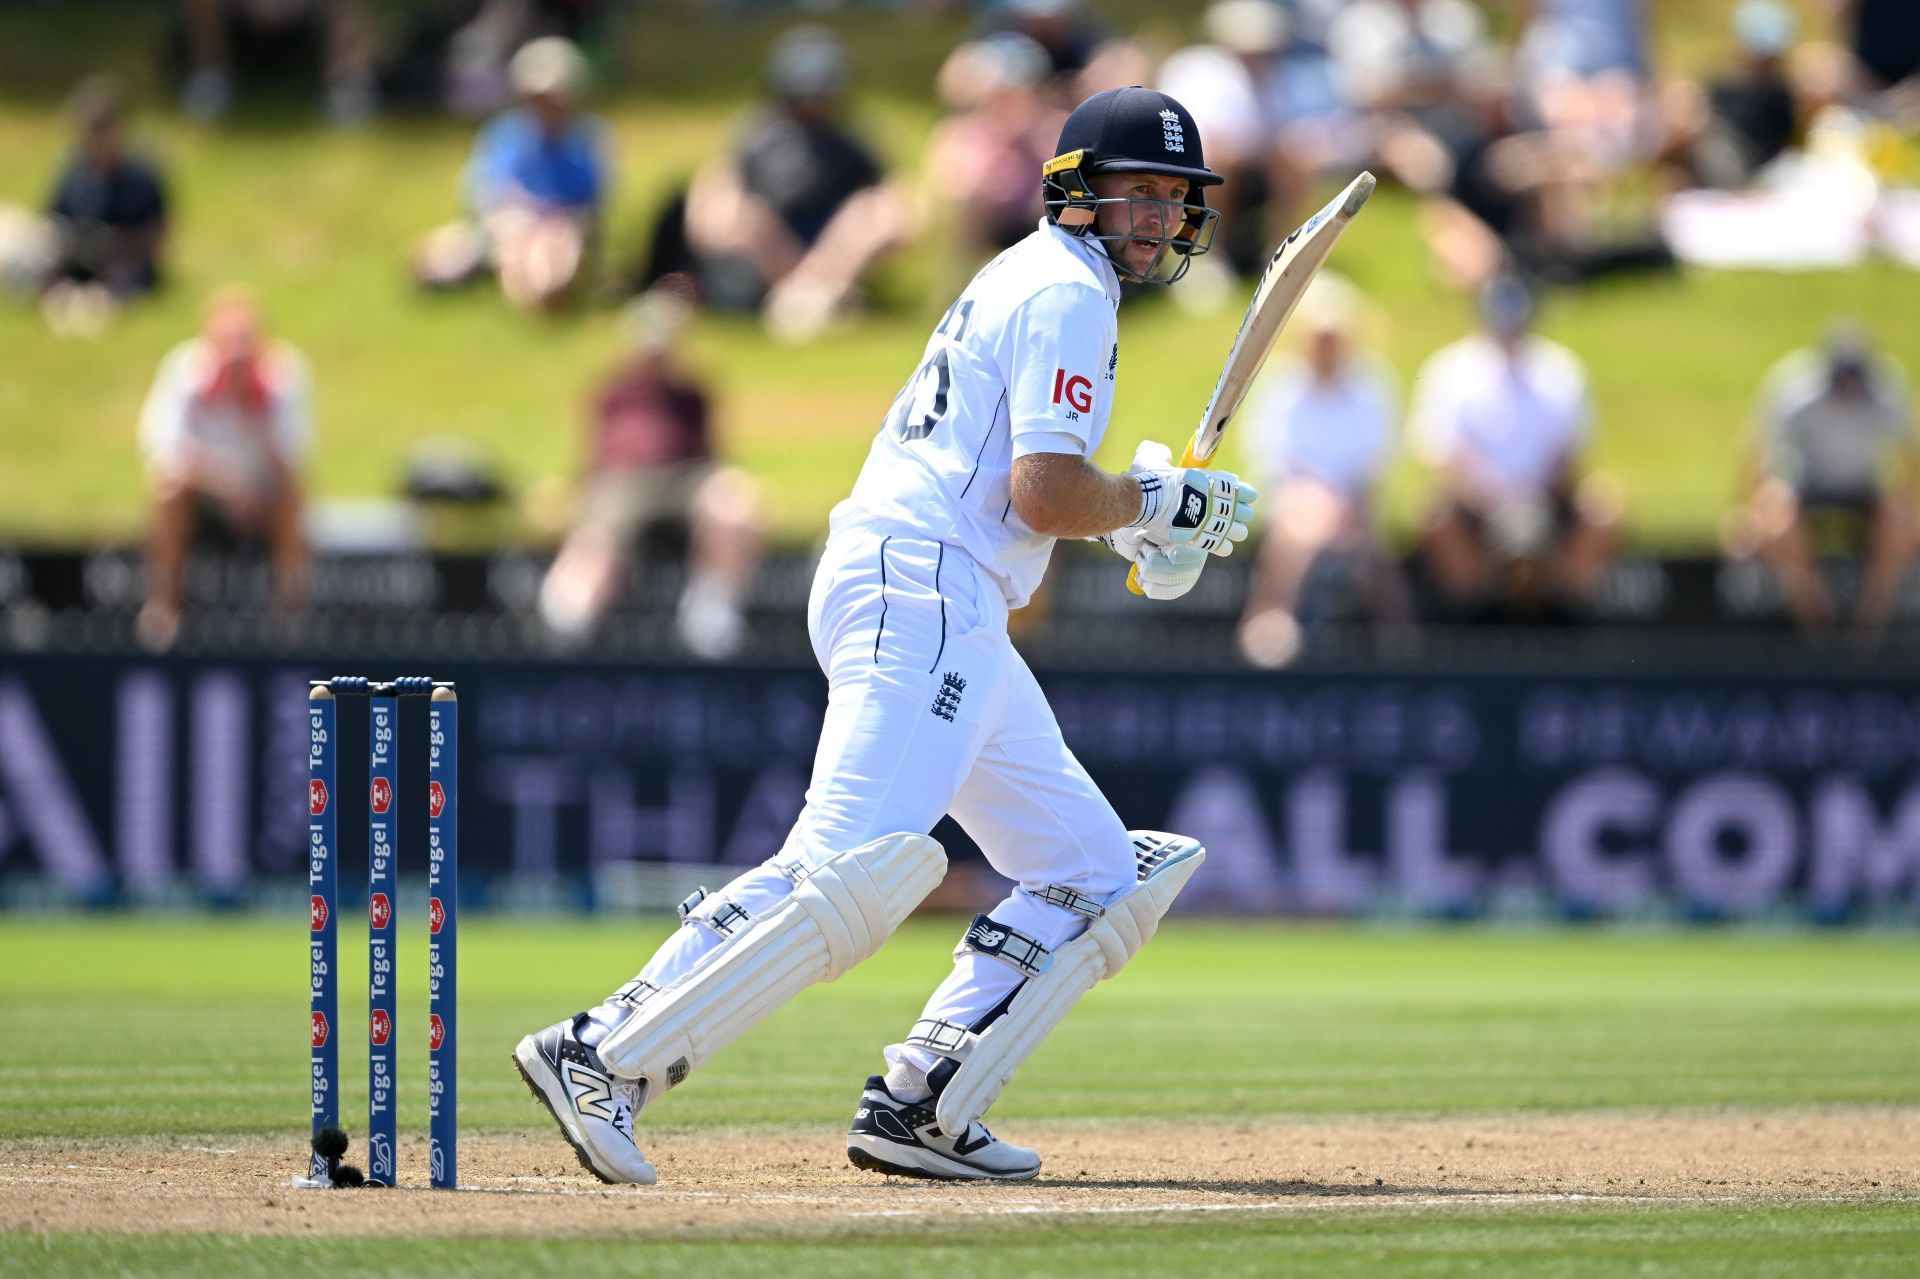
xmin=0 ymin=653 xmax=1916 ymax=921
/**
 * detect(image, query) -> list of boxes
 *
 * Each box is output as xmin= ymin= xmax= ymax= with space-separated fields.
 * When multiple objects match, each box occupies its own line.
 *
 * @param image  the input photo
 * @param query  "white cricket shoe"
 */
xmin=513 ymin=1015 xmax=658 ymax=1185
xmin=846 ymin=1075 xmax=1041 ymax=1181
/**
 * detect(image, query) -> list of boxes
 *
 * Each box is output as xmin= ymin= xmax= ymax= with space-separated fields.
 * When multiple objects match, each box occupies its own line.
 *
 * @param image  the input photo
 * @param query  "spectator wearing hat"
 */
xmin=1236 ymin=274 xmax=1411 ymax=667
xmin=41 ymin=77 xmax=169 ymax=337
xmin=414 ymin=35 xmax=609 ymax=309
xmin=1410 ymin=274 xmax=1618 ymax=620
xmin=1734 ymin=325 xmax=1916 ymax=636
xmin=683 ymin=26 xmax=909 ymax=343
xmin=538 ymin=289 xmax=763 ymax=658
xmin=1660 ymin=0 xmax=1803 ymax=191
xmin=137 ymin=287 xmax=312 ymax=651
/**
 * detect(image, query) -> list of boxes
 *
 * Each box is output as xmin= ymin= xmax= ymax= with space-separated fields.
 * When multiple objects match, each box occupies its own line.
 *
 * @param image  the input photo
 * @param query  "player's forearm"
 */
xmin=1009 ymin=451 xmax=1144 ymax=538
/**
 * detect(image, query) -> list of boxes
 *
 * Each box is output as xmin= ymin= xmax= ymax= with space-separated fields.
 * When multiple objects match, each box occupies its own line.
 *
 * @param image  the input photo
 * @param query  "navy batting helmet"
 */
xmin=1043 ymin=87 xmax=1222 ymax=283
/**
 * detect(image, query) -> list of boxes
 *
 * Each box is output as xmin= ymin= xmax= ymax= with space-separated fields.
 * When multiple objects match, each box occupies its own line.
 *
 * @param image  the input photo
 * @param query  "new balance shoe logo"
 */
xmin=566 ymin=1063 xmax=616 ymax=1121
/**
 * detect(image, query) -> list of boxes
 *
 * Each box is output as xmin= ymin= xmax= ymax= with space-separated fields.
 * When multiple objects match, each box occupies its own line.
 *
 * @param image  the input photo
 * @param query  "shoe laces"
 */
xmin=610 ymin=1077 xmax=644 ymax=1142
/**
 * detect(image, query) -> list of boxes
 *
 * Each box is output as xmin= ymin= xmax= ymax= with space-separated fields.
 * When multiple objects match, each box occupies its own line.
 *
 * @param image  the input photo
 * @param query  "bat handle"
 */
xmin=1121 ymin=438 xmax=1209 ymax=597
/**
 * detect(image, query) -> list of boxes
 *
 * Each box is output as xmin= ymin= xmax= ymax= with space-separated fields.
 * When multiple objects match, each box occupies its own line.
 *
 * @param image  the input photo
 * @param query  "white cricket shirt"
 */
xmin=1409 ymin=332 xmax=1590 ymax=497
xmin=1247 ymin=353 xmax=1399 ymax=503
xmin=831 ymin=218 xmax=1122 ymax=608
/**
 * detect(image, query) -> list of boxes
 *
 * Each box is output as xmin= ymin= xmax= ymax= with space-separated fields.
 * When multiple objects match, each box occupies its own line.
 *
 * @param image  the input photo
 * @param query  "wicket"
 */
xmin=306 ymin=676 xmax=459 ymax=1189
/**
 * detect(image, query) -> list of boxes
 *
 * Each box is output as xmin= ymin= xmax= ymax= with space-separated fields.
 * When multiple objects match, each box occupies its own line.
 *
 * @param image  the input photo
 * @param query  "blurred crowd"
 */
xmin=1233 ymin=270 xmax=1913 ymax=666
xmin=0 ymin=0 xmax=1916 ymax=660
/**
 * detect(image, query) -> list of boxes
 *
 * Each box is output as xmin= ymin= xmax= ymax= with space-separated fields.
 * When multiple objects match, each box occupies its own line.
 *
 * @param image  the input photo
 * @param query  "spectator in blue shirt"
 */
xmin=414 ymin=36 xmax=608 ymax=309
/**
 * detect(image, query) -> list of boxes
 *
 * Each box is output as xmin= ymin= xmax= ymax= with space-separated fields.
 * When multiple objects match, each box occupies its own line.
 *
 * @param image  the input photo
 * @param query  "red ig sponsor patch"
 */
xmin=429 ymin=1014 xmax=447 ymax=1051
xmin=311 ymin=1011 xmax=330 ymax=1048
xmin=370 ymin=1008 xmax=392 ymax=1046
xmin=370 ymin=776 xmax=393 ymax=814
xmin=1051 ymin=368 xmax=1094 ymax=414
xmin=310 ymin=895 xmax=329 ymax=931
xmin=429 ymin=897 xmax=446 ymax=934
xmin=428 ymin=781 xmax=447 ymax=819
xmin=369 ymin=892 xmax=392 ymax=930
xmin=309 ymin=779 xmax=329 ymax=816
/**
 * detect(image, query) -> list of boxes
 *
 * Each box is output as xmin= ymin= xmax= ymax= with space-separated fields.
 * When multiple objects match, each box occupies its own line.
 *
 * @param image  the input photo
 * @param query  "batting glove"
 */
xmin=1101 ymin=525 xmax=1209 ymax=600
xmin=1125 ymin=440 xmax=1257 ymax=557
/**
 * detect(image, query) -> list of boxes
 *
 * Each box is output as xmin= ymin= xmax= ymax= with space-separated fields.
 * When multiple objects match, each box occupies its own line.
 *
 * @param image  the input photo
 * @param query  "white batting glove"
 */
xmin=1125 ymin=440 xmax=1257 ymax=557
xmin=1102 ymin=525 xmax=1209 ymax=600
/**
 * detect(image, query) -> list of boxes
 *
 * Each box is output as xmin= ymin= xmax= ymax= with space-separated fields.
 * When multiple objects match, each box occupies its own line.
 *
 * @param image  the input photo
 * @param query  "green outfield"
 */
xmin=9 ymin=1203 xmax=1919 ymax=1279
xmin=2 ymin=918 xmax=1917 ymax=1274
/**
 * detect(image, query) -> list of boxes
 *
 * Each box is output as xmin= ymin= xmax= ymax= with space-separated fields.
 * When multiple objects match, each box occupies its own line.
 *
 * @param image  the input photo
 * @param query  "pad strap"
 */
xmin=960 ymin=914 xmax=1052 ymax=978
xmin=592 ymin=833 xmax=948 ymax=1091
xmin=905 ymin=1017 xmax=977 ymax=1062
xmin=681 ymin=888 xmax=750 ymax=938
xmin=1131 ymin=831 xmax=1185 ymax=881
xmin=932 ymin=832 xmax=1205 ymax=1138
xmin=609 ymin=978 xmax=661 ymax=1010
xmin=1034 ymin=884 xmax=1104 ymax=919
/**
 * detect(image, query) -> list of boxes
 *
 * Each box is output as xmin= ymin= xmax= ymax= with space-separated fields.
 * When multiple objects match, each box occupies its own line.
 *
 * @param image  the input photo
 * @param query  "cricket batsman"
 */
xmin=515 ymin=86 xmax=1258 ymax=1183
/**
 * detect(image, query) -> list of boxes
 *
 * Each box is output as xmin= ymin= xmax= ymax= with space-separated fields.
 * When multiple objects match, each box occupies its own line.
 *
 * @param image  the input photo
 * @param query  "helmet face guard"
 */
xmin=1043 ymin=149 xmax=1221 ymax=285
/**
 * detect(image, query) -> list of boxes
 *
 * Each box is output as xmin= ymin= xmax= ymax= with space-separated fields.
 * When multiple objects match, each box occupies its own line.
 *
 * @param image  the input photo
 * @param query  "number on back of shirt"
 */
xmin=886 ymin=299 xmax=973 ymax=443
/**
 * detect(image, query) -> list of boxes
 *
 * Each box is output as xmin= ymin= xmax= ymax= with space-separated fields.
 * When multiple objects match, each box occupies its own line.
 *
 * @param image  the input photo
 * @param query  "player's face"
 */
xmin=1090 ymin=172 xmax=1191 ymax=279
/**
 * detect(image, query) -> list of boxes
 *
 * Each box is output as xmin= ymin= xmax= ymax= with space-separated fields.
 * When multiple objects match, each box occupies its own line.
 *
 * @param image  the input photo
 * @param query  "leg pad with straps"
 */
xmin=931 ymin=830 xmax=1203 ymax=1136
xmin=595 ymin=832 xmax=946 ymax=1090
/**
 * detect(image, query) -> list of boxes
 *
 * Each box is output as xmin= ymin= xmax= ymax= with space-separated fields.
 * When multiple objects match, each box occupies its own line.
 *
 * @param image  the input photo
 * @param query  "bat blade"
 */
xmin=1126 ymin=171 xmax=1376 ymax=596
xmin=1186 ymin=170 xmax=1375 ymax=466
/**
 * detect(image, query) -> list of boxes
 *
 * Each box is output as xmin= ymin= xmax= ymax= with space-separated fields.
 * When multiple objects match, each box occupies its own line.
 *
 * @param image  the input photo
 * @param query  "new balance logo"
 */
xmin=566 ymin=1063 xmax=616 ymax=1121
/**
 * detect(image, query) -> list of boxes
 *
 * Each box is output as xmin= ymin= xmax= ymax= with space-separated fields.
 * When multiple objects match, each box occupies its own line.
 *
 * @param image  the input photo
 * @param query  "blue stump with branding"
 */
xmin=427 ymin=684 xmax=459 ymax=1190
xmin=306 ymin=684 xmax=338 ymax=1185
xmin=366 ymin=686 xmax=399 ymax=1187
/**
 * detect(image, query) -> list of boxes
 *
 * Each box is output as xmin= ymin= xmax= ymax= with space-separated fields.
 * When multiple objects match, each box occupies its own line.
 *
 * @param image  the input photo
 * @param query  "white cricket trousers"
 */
xmin=618 ymin=527 xmax=1137 ymax=1089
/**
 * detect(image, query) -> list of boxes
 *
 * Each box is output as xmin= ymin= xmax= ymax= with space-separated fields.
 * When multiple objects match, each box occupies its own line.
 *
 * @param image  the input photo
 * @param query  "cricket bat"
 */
xmin=1127 ymin=171 xmax=1377 ymax=595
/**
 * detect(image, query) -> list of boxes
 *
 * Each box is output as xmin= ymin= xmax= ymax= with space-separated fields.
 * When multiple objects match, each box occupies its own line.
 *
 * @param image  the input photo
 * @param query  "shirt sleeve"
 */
xmin=1358 ymin=359 xmax=1400 ymax=480
xmin=1005 ymin=283 xmax=1115 ymax=460
xmin=46 ymin=163 xmax=78 ymax=219
xmin=841 ymin=131 xmax=883 ymax=193
xmin=576 ymin=116 xmax=611 ymax=209
xmin=1561 ymin=351 xmax=1593 ymax=453
xmin=466 ymin=115 xmax=514 ymax=211
xmin=132 ymin=160 xmax=167 ymax=227
xmin=267 ymin=346 xmax=313 ymax=466
xmin=138 ymin=344 xmax=194 ymax=471
xmin=1408 ymin=350 xmax=1459 ymax=466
